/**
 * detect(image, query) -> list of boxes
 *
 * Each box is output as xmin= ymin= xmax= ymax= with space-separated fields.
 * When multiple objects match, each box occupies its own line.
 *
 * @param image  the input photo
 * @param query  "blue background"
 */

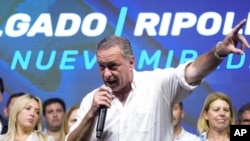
xmin=0 ymin=0 xmax=250 ymax=135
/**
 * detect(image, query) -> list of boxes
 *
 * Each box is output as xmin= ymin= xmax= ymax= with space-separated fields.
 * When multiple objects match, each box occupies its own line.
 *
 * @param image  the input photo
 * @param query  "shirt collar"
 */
xmin=131 ymin=69 xmax=137 ymax=90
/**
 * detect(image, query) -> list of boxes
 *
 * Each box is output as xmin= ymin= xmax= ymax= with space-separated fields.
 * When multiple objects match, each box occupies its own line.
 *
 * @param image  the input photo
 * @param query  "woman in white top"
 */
xmin=197 ymin=92 xmax=235 ymax=141
xmin=0 ymin=94 xmax=54 ymax=141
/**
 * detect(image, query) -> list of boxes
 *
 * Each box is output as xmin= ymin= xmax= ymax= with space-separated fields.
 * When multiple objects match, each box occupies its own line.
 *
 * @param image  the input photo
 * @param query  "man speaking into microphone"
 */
xmin=96 ymin=86 xmax=112 ymax=139
xmin=66 ymin=19 xmax=250 ymax=141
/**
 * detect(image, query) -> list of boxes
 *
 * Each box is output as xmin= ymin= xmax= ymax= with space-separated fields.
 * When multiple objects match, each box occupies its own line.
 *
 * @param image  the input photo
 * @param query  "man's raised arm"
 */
xmin=185 ymin=19 xmax=250 ymax=85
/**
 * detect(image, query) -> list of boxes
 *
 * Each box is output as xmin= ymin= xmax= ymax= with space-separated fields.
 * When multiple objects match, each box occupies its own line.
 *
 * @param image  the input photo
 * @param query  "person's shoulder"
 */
xmin=198 ymin=132 xmax=207 ymax=141
xmin=38 ymin=132 xmax=55 ymax=141
xmin=135 ymin=67 xmax=175 ymax=79
xmin=0 ymin=134 xmax=6 ymax=138
xmin=186 ymin=132 xmax=198 ymax=137
xmin=0 ymin=134 xmax=9 ymax=141
xmin=0 ymin=137 xmax=6 ymax=141
xmin=182 ymin=128 xmax=199 ymax=140
xmin=30 ymin=131 xmax=55 ymax=141
xmin=175 ymin=131 xmax=200 ymax=141
xmin=187 ymin=132 xmax=199 ymax=140
xmin=0 ymin=115 xmax=8 ymax=134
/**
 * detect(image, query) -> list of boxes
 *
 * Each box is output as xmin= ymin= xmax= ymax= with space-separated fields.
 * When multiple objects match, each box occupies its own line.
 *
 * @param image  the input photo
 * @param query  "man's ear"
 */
xmin=0 ymin=93 xmax=2 ymax=102
xmin=129 ymin=56 xmax=135 ymax=67
xmin=181 ymin=110 xmax=185 ymax=119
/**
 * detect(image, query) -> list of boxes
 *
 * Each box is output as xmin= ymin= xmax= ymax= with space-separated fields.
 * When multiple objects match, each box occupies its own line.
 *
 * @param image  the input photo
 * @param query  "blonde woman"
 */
xmin=61 ymin=105 xmax=79 ymax=141
xmin=0 ymin=94 xmax=54 ymax=141
xmin=197 ymin=92 xmax=235 ymax=141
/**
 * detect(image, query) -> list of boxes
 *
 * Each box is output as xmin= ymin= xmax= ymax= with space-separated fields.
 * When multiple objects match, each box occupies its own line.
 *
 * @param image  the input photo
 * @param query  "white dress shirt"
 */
xmin=67 ymin=62 xmax=199 ymax=141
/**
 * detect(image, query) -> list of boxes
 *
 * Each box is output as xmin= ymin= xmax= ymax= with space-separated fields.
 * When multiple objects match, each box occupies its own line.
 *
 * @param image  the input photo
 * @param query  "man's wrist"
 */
xmin=214 ymin=41 xmax=228 ymax=59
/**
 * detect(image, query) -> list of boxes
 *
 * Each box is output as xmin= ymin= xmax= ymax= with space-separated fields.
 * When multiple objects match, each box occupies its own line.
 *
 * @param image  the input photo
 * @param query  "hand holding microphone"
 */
xmin=96 ymin=86 xmax=113 ymax=138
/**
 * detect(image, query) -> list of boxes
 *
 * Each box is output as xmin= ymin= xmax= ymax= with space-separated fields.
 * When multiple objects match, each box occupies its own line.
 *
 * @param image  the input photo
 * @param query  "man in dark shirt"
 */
xmin=0 ymin=77 xmax=8 ymax=134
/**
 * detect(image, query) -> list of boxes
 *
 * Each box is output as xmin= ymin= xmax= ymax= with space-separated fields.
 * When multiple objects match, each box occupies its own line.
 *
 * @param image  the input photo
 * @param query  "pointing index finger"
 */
xmin=232 ymin=19 xmax=247 ymax=34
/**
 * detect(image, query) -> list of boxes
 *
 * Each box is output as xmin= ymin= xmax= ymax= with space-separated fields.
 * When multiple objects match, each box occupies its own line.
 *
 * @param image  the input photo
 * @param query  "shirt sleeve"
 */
xmin=155 ymin=61 xmax=202 ymax=105
xmin=65 ymin=88 xmax=98 ymax=141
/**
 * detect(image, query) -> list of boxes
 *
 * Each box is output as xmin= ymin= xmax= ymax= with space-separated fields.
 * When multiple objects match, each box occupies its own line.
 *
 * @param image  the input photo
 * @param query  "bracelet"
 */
xmin=214 ymin=41 xmax=227 ymax=60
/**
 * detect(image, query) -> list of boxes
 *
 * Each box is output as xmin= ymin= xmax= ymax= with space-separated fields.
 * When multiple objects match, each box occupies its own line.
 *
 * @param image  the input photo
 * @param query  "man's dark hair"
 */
xmin=97 ymin=35 xmax=134 ymax=60
xmin=238 ymin=102 xmax=250 ymax=122
xmin=0 ymin=77 xmax=4 ymax=94
xmin=43 ymin=97 xmax=66 ymax=115
xmin=6 ymin=92 xmax=26 ymax=107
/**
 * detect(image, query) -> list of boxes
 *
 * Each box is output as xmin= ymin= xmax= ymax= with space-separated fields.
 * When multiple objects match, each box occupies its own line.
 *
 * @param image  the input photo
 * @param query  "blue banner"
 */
xmin=0 ymin=0 xmax=249 ymax=134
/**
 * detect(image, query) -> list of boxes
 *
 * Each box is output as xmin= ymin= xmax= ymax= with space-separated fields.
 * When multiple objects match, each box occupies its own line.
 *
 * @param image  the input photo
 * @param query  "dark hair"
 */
xmin=0 ymin=77 xmax=4 ymax=94
xmin=238 ymin=102 xmax=250 ymax=122
xmin=43 ymin=97 xmax=66 ymax=115
xmin=177 ymin=101 xmax=183 ymax=110
xmin=97 ymin=35 xmax=133 ymax=60
xmin=6 ymin=92 xmax=26 ymax=107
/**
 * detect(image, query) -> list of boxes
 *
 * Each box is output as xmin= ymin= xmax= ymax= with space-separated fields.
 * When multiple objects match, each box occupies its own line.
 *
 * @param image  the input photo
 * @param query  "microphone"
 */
xmin=96 ymin=106 xmax=107 ymax=138
xmin=96 ymin=87 xmax=112 ymax=138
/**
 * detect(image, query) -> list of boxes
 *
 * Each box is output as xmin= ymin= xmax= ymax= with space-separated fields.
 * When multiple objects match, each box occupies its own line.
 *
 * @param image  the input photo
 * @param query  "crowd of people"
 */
xmin=0 ymin=19 xmax=249 ymax=141
xmin=0 ymin=78 xmax=80 ymax=141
